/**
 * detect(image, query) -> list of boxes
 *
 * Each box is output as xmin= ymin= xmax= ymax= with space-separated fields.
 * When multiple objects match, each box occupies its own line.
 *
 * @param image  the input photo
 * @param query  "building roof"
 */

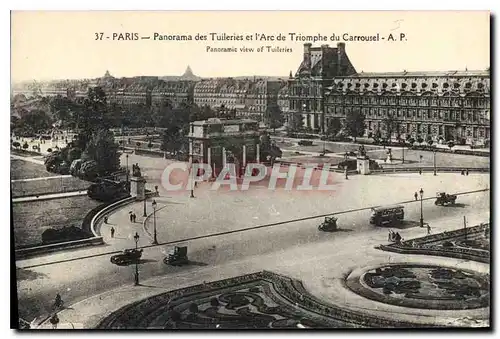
xmin=350 ymin=70 xmax=489 ymax=78
xmin=295 ymin=43 xmax=357 ymax=78
xmin=191 ymin=118 xmax=258 ymax=126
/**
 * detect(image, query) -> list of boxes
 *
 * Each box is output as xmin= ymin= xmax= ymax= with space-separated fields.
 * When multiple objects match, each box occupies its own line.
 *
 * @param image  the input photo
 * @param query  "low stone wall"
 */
xmin=377 ymin=224 xmax=490 ymax=263
xmin=15 ymin=236 xmax=104 ymax=260
xmin=15 ymin=196 xmax=135 ymax=260
xmin=372 ymin=167 xmax=490 ymax=174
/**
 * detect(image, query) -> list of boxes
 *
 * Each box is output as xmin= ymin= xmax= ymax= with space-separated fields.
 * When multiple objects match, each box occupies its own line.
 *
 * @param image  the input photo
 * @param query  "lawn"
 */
xmin=11 ymin=176 xmax=92 ymax=198
xmin=12 ymin=196 xmax=102 ymax=248
xmin=10 ymin=159 xmax=56 ymax=180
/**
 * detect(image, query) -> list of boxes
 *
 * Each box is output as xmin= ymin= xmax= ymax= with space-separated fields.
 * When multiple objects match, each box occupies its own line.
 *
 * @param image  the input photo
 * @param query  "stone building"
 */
xmin=150 ymin=81 xmax=195 ymax=109
xmin=284 ymin=43 xmax=490 ymax=145
xmin=188 ymin=118 xmax=261 ymax=178
xmin=286 ymin=42 xmax=357 ymax=132
xmin=193 ymin=78 xmax=284 ymax=122
xmin=324 ymin=71 xmax=491 ymax=145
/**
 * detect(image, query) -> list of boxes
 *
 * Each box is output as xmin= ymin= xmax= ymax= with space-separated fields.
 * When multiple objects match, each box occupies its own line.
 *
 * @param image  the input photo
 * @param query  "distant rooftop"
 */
xmin=349 ymin=70 xmax=489 ymax=78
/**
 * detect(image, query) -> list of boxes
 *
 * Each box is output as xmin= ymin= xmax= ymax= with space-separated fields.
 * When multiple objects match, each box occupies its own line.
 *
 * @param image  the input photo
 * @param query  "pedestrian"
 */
xmin=132 ymin=213 xmax=136 ymax=223
xmin=419 ymin=168 xmax=422 ymax=175
xmin=129 ymin=211 xmax=133 ymax=223
xmin=461 ymin=169 xmax=465 ymax=175
xmin=466 ymin=169 xmax=469 ymax=176
xmin=104 ymin=216 xmax=108 ymax=224
xmin=427 ymin=224 xmax=431 ymax=235
xmin=49 ymin=314 xmax=59 ymax=329
xmin=111 ymin=227 xmax=115 ymax=238
xmin=414 ymin=192 xmax=418 ymax=201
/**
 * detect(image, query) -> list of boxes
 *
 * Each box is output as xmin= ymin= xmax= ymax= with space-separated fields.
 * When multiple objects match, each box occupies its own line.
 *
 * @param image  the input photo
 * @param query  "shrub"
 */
xmin=41 ymin=225 xmax=92 ymax=244
xmin=12 ymin=141 xmax=20 ymax=149
xmin=47 ymin=148 xmax=53 ymax=153
xmin=79 ymin=160 xmax=98 ymax=181
xmin=22 ymin=142 xmax=29 ymax=150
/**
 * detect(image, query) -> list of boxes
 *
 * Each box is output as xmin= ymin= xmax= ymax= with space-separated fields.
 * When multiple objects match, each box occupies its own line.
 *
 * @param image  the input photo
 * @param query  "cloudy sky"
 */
xmin=11 ymin=11 xmax=490 ymax=82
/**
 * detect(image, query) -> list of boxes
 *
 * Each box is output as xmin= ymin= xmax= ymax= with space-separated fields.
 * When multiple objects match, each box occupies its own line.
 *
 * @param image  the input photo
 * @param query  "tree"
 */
xmin=381 ymin=113 xmax=397 ymax=143
xmin=22 ymin=142 xmax=29 ymax=150
xmin=12 ymin=141 xmax=20 ymax=149
xmin=147 ymin=141 xmax=153 ymax=149
xmin=82 ymin=129 xmax=120 ymax=176
xmin=325 ymin=118 xmax=342 ymax=140
xmin=344 ymin=109 xmax=366 ymax=142
xmin=74 ymin=87 xmax=111 ymax=151
xmin=264 ymin=104 xmax=284 ymax=133
xmin=427 ymin=139 xmax=434 ymax=147
xmin=287 ymin=113 xmax=304 ymax=135
xmin=417 ymin=136 xmax=424 ymax=145
xmin=372 ymin=128 xmax=382 ymax=144
xmin=447 ymin=141 xmax=455 ymax=150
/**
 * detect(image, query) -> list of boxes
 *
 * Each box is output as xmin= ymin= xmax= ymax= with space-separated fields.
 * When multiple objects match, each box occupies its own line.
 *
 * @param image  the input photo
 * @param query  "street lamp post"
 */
xmin=152 ymin=200 xmax=158 ymax=245
xmin=401 ymin=141 xmax=405 ymax=164
xmin=433 ymin=150 xmax=437 ymax=176
xmin=344 ymin=152 xmax=349 ymax=180
xmin=190 ymin=164 xmax=195 ymax=198
xmin=133 ymin=232 xmax=140 ymax=286
xmin=125 ymin=154 xmax=129 ymax=188
xmin=419 ymin=188 xmax=424 ymax=228
xmin=143 ymin=196 xmax=147 ymax=217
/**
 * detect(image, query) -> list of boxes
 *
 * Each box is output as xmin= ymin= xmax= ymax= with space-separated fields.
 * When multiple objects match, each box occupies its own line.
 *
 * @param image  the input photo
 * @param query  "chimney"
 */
xmin=321 ymin=45 xmax=329 ymax=77
xmin=337 ymin=43 xmax=345 ymax=76
xmin=303 ymin=43 xmax=312 ymax=73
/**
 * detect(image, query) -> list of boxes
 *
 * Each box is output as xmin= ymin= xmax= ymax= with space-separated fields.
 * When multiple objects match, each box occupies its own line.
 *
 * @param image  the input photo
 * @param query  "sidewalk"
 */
xmin=36 ymin=212 xmax=490 ymax=329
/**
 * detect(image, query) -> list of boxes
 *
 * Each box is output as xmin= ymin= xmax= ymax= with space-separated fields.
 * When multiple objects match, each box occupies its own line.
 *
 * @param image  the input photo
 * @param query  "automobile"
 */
xmin=297 ymin=140 xmax=314 ymax=146
xmin=370 ymin=205 xmax=405 ymax=226
xmin=435 ymin=192 xmax=457 ymax=206
xmin=110 ymin=248 xmax=143 ymax=266
xmin=164 ymin=246 xmax=189 ymax=266
xmin=318 ymin=216 xmax=338 ymax=232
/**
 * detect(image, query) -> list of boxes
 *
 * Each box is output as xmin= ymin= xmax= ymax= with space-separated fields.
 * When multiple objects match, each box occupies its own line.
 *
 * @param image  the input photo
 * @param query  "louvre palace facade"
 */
xmin=283 ymin=43 xmax=490 ymax=145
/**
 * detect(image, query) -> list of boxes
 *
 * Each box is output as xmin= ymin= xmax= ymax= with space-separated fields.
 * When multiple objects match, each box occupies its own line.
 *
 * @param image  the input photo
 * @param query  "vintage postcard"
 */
xmin=11 ymin=10 xmax=490 ymax=330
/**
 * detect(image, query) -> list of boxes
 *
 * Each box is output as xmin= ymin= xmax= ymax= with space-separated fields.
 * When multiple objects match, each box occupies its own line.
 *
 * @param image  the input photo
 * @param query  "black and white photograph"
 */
xmin=9 ymin=10 xmax=491 ymax=330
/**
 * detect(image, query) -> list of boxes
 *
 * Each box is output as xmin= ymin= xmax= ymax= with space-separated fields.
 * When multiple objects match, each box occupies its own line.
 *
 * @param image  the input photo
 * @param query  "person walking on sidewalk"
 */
xmin=104 ymin=216 xmax=108 ymax=224
xmin=49 ymin=314 xmax=59 ymax=329
xmin=414 ymin=192 xmax=418 ymax=201
xmin=129 ymin=211 xmax=133 ymax=223
xmin=110 ymin=227 xmax=115 ymax=238
xmin=427 ymin=224 xmax=432 ymax=235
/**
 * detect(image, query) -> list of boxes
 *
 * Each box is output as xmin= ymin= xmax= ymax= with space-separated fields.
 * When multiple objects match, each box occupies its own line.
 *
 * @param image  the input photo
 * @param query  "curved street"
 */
xmin=16 ymin=169 xmax=490 ymax=326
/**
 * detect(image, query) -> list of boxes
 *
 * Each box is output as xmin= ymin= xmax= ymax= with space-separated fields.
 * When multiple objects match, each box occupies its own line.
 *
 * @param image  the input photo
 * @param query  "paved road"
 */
xmin=16 ymin=188 xmax=489 ymax=324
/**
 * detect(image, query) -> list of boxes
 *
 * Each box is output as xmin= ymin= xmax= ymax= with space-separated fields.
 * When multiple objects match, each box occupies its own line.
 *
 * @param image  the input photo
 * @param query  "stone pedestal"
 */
xmin=130 ymin=176 xmax=146 ymax=200
xmin=357 ymin=157 xmax=371 ymax=175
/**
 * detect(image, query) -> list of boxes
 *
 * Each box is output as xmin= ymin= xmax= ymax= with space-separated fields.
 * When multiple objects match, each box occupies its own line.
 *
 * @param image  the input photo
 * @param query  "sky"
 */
xmin=11 ymin=11 xmax=490 ymax=82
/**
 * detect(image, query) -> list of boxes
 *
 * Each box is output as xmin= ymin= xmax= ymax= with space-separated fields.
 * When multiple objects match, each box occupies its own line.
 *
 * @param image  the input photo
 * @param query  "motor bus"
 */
xmin=369 ymin=205 xmax=404 ymax=226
